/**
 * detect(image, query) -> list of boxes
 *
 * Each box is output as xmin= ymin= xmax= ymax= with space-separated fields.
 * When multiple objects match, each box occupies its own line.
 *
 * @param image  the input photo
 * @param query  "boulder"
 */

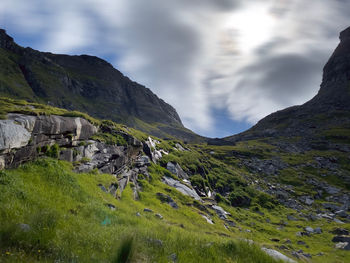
xmin=287 ymin=215 xmax=298 ymax=221
xmin=166 ymin=162 xmax=189 ymax=180
xmin=331 ymin=228 xmax=349 ymax=235
xmin=17 ymin=223 xmax=31 ymax=232
xmin=304 ymin=227 xmax=314 ymax=233
xmin=335 ymin=242 xmax=350 ymax=250
xmin=135 ymin=155 xmax=151 ymax=167
xmin=156 ymin=193 xmax=178 ymax=209
xmin=155 ymin=213 xmax=163 ymax=219
xmin=261 ymin=248 xmax=297 ymax=263
xmin=0 ymin=119 xmax=32 ymax=151
xmin=332 ymin=236 xmax=350 ymax=243
xmin=162 ymin=176 xmax=201 ymax=201
xmin=335 ymin=210 xmax=348 ymax=218
xmin=314 ymin=227 xmax=322 ymax=234
xmin=200 ymin=214 xmax=214 ymax=224
xmin=59 ymin=149 xmax=74 ymax=162
xmin=211 ymin=205 xmax=231 ymax=220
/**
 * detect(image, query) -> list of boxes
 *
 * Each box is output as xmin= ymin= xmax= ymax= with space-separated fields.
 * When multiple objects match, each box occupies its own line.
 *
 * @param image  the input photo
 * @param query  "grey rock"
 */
xmin=225 ymin=220 xmax=236 ymax=227
xmin=175 ymin=143 xmax=186 ymax=151
xmin=334 ymin=218 xmax=345 ymax=224
xmin=335 ymin=210 xmax=348 ymax=218
xmin=287 ymin=215 xmax=297 ymax=221
xmin=17 ymin=223 xmax=31 ymax=232
xmin=0 ymin=119 xmax=32 ymax=151
xmin=324 ymin=186 xmax=340 ymax=195
xmin=211 ymin=205 xmax=231 ymax=220
xmin=59 ymin=149 xmax=74 ymax=162
xmin=201 ymin=214 xmax=214 ymax=224
xmin=169 ymin=253 xmax=177 ymax=263
xmin=304 ymin=227 xmax=314 ymax=233
xmin=136 ymin=212 xmax=141 ymax=217
xmin=296 ymin=231 xmax=310 ymax=237
xmin=144 ymin=208 xmax=153 ymax=213
xmin=155 ymin=213 xmax=163 ymax=219
xmin=332 ymin=236 xmax=350 ymax=243
xmin=309 ymin=214 xmax=320 ymax=221
xmin=314 ymin=227 xmax=322 ymax=234
xmin=106 ymin=204 xmax=116 ymax=210
xmin=323 ymin=203 xmax=341 ymax=212
xmin=108 ymin=183 xmax=118 ymax=197
xmin=98 ymin=184 xmax=107 ymax=193
xmin=135 ymin=155 xmax=151 ymax=167
xmin=305 ymin=197 xmax=314 ymax=206
xmin=156 ymin=192 xmax=178 ymax=209
xmin=162 ymin=176 xmax=201 ymax=201
xmin=331 ymin=228 xmax=349 ymax=235
xmin=261 ymin=248 xmax=297 ymax=263
xmin=335 ymin=242 xmax=350 ymax=250
xmin=166 ymin=162 xmax=189 ymax=179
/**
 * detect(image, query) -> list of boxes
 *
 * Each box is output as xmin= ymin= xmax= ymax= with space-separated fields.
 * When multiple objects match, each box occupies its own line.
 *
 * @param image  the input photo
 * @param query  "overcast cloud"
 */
xmin=1 ymin=0 xmax=350 ymax=136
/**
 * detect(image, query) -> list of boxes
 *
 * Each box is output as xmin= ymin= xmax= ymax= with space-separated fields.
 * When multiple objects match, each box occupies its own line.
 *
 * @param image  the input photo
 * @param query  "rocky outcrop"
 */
xmin=162 ymin=176 xmax=201 ymax=201
xmin=261 ymin=248 xmax=296 ymax=263
xmin=166 ymin=162 xmax=189 ymax=179
xmin=0 ymin=114 xmax=142 ymax=173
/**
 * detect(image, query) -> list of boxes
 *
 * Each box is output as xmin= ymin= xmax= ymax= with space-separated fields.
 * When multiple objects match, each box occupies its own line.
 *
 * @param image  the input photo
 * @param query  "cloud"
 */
xmin=1 ymin=0 xmax=350 ymax=135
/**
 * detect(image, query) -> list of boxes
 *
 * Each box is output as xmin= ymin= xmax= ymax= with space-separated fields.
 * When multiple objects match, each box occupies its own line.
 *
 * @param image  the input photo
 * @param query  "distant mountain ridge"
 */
xmin=225 ymin=26 xmax=350 ymax=150
xmin=0 ymin=29 xmax=202 ymax=141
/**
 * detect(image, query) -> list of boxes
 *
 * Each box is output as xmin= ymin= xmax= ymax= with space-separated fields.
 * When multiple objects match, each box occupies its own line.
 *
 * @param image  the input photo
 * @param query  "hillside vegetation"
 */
xmin=0 ymin=97 xmax=349 ymax=262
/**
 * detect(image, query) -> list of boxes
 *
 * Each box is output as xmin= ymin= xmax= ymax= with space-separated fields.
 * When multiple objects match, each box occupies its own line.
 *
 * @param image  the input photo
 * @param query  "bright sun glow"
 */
xmin=224 ymin=4 xmax=276 ymax=54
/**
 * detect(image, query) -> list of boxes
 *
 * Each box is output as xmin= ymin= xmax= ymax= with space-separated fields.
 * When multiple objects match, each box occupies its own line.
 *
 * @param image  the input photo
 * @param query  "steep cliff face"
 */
xmin=0 ymin=29 xmax=201 ymax=141
xmin=225 ymin=27 xmax=350 ymax=150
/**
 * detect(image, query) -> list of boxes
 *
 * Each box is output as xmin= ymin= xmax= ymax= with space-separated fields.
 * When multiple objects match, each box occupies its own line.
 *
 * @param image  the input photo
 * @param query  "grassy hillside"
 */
xmin=0 ymin=158 xmax=283 ymax=263
xmin=0 ymin=97 xmax=349 ymax=262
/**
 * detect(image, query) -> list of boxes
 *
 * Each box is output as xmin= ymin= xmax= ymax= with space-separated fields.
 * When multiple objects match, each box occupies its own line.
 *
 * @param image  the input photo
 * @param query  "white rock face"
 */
xmin=0 ymin=119 xmax=31 ymax=151
xmin=261 ymin=248 xmax=296 ymax=263
xmin=7 ymin=113 xmax=36 ymax=132
xmin=162 ymin=176 xmax=201 ymax=201
xmin=200 ymin=214 xmax=214 ymax=224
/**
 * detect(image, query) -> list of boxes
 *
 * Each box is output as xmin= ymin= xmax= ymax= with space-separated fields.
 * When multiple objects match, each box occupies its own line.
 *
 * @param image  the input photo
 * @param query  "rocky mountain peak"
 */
xmin=313 ymin=26 xmax=350 ymax=110
xmin=340 ymin=26 xmax=350 ymax=42
xmin=225 ymin=26 xmax=350 ymax=144
xmin=0 ymin=29 xmax=16 ymax=50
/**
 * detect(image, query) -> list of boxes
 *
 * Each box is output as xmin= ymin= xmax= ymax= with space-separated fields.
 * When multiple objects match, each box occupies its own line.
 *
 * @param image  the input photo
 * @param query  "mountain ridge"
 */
xmin=0 ymin=28 xmax=205 ymax=142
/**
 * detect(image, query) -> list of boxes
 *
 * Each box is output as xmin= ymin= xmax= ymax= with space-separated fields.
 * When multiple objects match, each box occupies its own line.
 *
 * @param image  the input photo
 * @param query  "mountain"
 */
xmin=225 ymin=27 xmax=350 ymax=153
xmin=0 ymin=29 xmax=202 ymax=142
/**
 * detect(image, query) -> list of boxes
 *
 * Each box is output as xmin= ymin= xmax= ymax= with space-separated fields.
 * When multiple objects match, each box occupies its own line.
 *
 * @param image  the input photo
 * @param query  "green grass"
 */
xmin=0 ymin=158 xmax=288 ymax=263
xmin=1 ymin=157 xmax=349 ymax=262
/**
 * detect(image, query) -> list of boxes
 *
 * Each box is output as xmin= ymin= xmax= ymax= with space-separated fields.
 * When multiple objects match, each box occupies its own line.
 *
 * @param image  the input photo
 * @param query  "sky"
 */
xmin=1 ymin=0 xmax=350 ymax=138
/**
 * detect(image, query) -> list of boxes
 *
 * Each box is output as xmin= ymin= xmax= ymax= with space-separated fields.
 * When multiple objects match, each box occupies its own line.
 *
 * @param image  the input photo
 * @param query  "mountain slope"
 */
xmin=1 ymin=97 xmax=349 ymax=262
xmin=225 ymin=27 xmax=350 ymax=151
xmin=0 ymin=29 xmax=202 ymax=142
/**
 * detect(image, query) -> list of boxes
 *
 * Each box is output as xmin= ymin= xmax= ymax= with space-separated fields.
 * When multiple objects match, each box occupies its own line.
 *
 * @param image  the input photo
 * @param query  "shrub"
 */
xmin=46 ymin=144 xmax=60 ymax=158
